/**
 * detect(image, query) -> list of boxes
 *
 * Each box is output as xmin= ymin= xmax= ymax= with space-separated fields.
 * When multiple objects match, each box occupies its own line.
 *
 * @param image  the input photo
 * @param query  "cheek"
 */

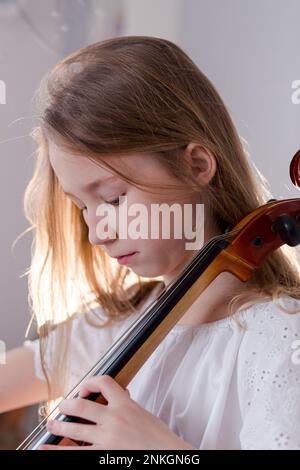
xmin=140 ymin=237 xmax=187 ymax=262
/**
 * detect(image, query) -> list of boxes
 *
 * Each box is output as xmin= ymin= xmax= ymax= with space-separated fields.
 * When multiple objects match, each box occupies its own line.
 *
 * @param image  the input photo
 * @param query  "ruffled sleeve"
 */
xmin=24 ymin=337 xmax=44 ymax=382
xmin=237 ymin=297 xmax=300 ymax=450
xmin=23 ymin=282 xmax=164 ymax=394
xmin=23 ymin=306 xmax=142 ymax=394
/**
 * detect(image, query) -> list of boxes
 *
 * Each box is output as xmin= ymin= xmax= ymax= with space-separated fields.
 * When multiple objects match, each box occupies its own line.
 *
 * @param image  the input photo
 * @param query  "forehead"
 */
xmin=48 ymin=139 xmax=115 ymax=184
xmin=47 ymin=138 xmax=176 ymax=195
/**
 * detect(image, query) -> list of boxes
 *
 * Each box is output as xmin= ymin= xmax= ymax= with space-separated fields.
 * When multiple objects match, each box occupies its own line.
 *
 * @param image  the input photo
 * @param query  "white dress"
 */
xmin=24 ymin=284 xmax=300 ymax=450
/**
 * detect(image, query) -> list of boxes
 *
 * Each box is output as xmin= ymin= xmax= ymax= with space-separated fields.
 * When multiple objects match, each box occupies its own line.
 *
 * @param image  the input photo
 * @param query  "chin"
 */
xmin=131 ymin=266 xmax=164 ymax=278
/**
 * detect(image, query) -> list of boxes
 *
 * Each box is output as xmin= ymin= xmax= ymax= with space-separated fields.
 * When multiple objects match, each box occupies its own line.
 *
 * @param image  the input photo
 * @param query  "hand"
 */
xmin=39 ymin=375 xmax=196 ymax=450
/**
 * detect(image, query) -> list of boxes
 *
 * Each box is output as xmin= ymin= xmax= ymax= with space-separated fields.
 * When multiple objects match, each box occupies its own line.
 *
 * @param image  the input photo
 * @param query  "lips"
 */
xmin=114 ymin=251 xmax=137 ymax=259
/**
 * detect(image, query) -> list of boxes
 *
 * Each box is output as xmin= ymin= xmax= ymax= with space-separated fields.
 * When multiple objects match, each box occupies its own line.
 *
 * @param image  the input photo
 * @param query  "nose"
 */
xmin=88 ymin=232 xmax=118 ymax=246
xmin=88 ymin=225 xmax=118 ymax=246
xmin=83 ymin=208 xmax=118 ymax=246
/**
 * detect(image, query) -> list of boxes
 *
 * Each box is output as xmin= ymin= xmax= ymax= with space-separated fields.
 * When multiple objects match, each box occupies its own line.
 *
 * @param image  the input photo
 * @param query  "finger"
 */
xmin=59 ymin=397 xmax=107 ymax=424
xmin=47 ymin=419 xmax=99 ymax=445
xmin=79 ymin=375 xmax=129 ymax=404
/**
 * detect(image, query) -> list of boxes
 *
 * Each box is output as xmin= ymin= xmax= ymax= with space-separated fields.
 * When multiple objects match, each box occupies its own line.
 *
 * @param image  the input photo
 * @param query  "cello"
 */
xmin=17 ymin=149 xmax=300 ymax=449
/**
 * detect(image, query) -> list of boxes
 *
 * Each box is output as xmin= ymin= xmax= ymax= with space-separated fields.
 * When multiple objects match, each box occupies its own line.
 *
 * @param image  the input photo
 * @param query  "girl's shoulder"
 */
xmin=234 ymin=295 xmax=300 ymax=384
xmin=212 ymin=295 xmax=300 ymax=359
xmin=235 ymin=296 xmax=300 ymax=449
xmin=170 ymin=295 xmax=300 ymax=372
xmin=23 ymin=281 xmax=166 ymax=390
xmin=235 ymin=294 xmax=300 ymax=335
xmin=71 ymin=280 xmax=166 ymax=342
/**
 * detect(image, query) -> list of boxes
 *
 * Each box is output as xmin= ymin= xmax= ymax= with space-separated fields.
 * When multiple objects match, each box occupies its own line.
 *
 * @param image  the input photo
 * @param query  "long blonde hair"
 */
xmin=19 ymin=36 xmax=300 ymax=402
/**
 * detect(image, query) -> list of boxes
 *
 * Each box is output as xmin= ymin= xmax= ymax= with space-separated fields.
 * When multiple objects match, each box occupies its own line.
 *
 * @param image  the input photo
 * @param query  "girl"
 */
xmin=1 ymin=36 xmax=300 ymax=450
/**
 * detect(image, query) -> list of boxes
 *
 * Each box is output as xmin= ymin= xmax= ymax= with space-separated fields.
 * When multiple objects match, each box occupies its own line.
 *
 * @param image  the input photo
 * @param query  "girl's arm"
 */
xmin=0 ymin=346 xmax=48 ymax=414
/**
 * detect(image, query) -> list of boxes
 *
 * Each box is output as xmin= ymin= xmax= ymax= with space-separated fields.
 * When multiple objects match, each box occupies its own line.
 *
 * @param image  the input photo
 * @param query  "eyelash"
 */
xmin=105 ymin=195 xmax=123 ymax=206
xmin=80 ymin=193 xmax=125 ymax=212
xmin=105 ymin=192 xmax=126 ymax=206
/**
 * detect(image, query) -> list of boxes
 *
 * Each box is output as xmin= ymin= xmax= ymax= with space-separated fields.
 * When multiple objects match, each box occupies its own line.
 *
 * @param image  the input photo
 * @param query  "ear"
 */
xmin=183 ymin=143 xmax=217 ymax=186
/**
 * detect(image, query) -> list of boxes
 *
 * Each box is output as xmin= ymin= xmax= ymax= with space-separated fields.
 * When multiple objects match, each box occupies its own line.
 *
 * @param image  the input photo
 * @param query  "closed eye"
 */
xmin=105 ymin=193 xmax=126 ymax=206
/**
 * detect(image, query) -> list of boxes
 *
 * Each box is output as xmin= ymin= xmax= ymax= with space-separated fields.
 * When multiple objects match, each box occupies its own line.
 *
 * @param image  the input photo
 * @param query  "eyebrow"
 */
xmin=64 ymin=175 xmax=118 ymax=198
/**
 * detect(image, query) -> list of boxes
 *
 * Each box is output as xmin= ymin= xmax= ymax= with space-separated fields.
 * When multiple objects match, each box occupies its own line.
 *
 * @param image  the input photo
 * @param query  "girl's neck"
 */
xmin=162 ymin=224 xmax=268 ymax=327
xmin=175 ymin=271 xmax=266 ymax=327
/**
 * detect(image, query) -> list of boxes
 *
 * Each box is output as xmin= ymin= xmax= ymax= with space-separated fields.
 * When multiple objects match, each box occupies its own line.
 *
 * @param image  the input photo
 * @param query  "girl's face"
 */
xmin=48 ymin=139 xmax=210 ymax=285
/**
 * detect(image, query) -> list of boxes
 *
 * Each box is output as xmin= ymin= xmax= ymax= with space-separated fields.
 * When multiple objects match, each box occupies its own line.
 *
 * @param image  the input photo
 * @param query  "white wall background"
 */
xmin=179 ymin=0 xmax=300 ymax=199
xmin=0 ymin=0 xmax=299 ymax=351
